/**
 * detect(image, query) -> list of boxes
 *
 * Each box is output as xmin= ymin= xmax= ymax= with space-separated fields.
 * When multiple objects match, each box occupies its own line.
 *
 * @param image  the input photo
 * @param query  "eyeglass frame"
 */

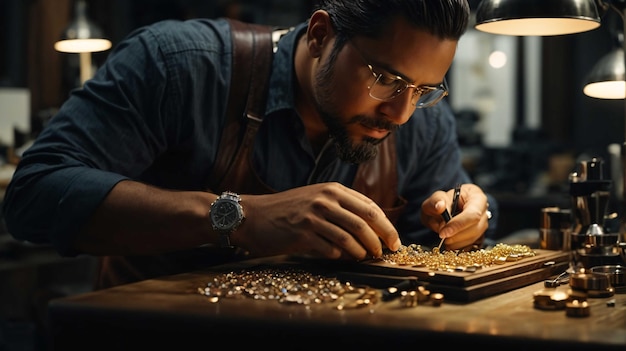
xmin=348 ymin=40 xmax=449 ymax=108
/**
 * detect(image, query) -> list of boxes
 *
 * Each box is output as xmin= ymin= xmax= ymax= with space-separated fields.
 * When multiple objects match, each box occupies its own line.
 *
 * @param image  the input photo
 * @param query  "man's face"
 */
xmin=310 ymin=18 xmax=458 ymax=163
xmin=313 ymin=51 xmax=390 ymax=164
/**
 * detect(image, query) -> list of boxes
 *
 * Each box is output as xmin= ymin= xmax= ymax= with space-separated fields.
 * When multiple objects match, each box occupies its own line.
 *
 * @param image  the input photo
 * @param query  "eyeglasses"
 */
xmin=349 ymin=41 xmax=448 ymax=108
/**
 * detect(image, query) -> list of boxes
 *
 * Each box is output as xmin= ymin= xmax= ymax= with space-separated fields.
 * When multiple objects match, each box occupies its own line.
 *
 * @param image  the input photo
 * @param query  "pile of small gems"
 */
xmin=381 ymin=243 xmax=535 ymax=272
xmin=198 ymin=267 xmax=379 ymax=310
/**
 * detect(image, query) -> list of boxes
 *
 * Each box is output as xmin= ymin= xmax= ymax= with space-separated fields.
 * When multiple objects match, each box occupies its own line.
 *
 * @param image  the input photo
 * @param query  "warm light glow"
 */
xmin=54 ymin=38 xmax=112 ymax=53
xmin=583 ymin=81 xmax=626 ymax=99
xmin=488 ymin=51 xmax=507 ymax=68
xmin=475 ymin=18 xmax=601 ymax=36
xmin=550 ymin=291 xmax=569 ymax=301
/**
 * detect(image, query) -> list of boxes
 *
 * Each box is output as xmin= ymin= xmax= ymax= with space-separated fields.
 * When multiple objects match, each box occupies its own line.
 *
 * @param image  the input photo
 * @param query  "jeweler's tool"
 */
xmin=437 ymin=183 xmax=462 ymax=251
xmin=436 ymin=216 xmax=449 ymax=251
xmin=451 ymin=183 xmax=462 ymax=217
xmin=544 ymin=271 xmax=570 ymax=288
xmin=441 ymin=208 xmax=451 ymax=223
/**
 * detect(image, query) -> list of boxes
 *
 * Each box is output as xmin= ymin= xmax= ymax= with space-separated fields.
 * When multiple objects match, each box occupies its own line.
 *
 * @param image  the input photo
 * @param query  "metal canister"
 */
xmin=540 ymin=207 xmax=572 ymax=251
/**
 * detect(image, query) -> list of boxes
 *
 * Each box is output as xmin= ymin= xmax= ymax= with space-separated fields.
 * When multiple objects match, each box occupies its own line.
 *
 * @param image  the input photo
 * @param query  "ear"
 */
xmin=306 ymin=10 xmax=334 ymax=58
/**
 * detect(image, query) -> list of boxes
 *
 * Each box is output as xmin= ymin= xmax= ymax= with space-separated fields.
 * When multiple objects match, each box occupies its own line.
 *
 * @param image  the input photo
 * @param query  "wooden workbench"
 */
xmin=48 ymin=254 xmax=626 ymax=350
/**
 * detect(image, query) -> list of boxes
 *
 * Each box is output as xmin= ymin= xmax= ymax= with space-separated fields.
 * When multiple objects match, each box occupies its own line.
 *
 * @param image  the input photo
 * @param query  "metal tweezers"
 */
xmin=437 ymin=183 xmax=462 ymax=251
xmin=544 ymin=271 xmax=570 ymax=288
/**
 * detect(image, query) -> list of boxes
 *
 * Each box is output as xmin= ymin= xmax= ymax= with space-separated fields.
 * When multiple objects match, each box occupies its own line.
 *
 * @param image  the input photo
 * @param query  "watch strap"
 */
xmin=220 ymin=233 xmax=234 ymax=249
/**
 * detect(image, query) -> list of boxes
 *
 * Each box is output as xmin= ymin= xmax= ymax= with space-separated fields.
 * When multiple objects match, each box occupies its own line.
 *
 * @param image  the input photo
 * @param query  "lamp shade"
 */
xmin=475 ymin=0 xmax=601 ymax=36
xmin=54 ymin=0 xmax=112 ymax=53
xmin=583 ymin=48 xmax=626 ymax=99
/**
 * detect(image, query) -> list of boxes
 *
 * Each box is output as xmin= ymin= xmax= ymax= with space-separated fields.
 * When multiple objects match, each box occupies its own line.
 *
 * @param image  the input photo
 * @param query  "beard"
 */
xmin=321 ymin=109 xmax=389 ymax=164
xmin=312 ymin=50 xmax=396 ymax=164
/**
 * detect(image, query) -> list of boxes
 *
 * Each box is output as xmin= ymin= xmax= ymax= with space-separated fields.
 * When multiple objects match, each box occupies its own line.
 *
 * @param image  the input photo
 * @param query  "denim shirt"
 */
xmin=3 ymin=18 xmax=492 ymax=256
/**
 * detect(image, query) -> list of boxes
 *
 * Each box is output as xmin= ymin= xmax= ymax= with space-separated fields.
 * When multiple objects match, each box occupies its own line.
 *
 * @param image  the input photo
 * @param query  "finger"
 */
xmin=442 ymin=215 xmax=489 ymax=250
xmin=444 ymin=229 xmax=477 ymax=250
xmin=439 ymin=185 xmax=488 ymax=237
xmin=340 ymin=187 xmax=401 ymax=253
xmin=439 ymin=205 xmax=481 ymax=238
xmin=320 ymin=202 xmax=385 ymax=258
xmin=421 ymin=190 xmax=449 ymax=217
xmin=305 ymin=185 xmax=381 ymax=258
xmin=313 ymin=213 xmax=371 ymax=259
xmin=317 ymin=184 xmax=400 ymax=253
xmin=420 ymin=191 xmax=451 ymax=234
xmin=439 ymin=205 xmax=490 ymax=249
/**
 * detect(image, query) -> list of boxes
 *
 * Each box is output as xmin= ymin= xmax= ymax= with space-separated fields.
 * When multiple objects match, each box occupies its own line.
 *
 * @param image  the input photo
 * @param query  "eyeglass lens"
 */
xmin=369 ymin=74 xmax=446 ymax=108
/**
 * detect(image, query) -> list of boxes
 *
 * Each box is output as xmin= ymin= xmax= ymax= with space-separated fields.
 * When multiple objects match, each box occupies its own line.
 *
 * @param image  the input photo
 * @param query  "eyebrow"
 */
xmin=356 ymin=40 xmax=447 ymax=89
xmin=351 ymin=39 xmax=440 ymax=86
xmin=353 ymin=42 xmax=415 ymax=83
xmin=369 ymin=60 xmax=414 ymax=84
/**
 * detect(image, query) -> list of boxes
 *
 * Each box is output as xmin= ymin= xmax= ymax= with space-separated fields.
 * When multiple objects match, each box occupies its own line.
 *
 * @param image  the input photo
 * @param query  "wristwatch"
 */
xmin=209 ymin=191 xmax=245 ymax=248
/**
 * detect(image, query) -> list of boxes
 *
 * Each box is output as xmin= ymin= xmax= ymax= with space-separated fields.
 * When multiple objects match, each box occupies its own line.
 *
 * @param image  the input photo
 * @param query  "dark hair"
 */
xmin=314 ymin=0 xmax=470 ymax=41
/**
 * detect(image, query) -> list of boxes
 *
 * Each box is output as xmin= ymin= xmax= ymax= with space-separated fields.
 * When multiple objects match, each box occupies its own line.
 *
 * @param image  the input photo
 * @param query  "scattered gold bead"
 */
xmin=431 ymin=293 xmax=444 ymax=306
xmin=200 ymin=267 xmax=381 ymax=310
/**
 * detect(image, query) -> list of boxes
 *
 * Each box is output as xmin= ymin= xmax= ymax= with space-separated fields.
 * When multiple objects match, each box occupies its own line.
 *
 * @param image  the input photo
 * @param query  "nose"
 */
xmin=377 ymin=90 xmax=415 ymax=125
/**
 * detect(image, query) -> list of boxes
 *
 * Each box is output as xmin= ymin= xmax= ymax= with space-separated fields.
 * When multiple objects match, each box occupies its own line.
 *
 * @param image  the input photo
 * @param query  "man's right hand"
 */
xmin=232 ymin=182 xmax=402 ymax=260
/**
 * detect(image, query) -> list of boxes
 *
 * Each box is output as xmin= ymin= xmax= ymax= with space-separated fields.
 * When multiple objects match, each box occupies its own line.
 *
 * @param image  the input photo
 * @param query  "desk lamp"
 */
xmin=583 ymin=35 xmax=625 ymax=100
xmin=53 ymin=0 xmax=111 ymax=86
xmin=582 ymin=1 xmax=626 ymax=100
xmin=475 ymin=0 xmax=601 ymax=36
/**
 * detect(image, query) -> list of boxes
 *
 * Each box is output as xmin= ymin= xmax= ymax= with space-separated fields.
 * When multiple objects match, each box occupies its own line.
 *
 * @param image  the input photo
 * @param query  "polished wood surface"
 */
xmin=48 ymin=255 xmax=626 ymax=350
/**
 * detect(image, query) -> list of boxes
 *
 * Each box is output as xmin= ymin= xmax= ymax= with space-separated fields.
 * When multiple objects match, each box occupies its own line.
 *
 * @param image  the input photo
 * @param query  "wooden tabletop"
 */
xmin=48 ymin=255 xmax=626 ymax=350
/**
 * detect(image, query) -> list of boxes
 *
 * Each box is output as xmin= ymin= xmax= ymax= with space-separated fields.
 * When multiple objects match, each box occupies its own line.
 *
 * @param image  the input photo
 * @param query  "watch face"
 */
xmin=211 ymin=200 xmax=242 ymax=231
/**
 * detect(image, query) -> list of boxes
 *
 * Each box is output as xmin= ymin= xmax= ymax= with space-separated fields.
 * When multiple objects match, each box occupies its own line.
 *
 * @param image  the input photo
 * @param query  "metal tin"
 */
xmin=569 ymin=272 xmax=614 ymax=297
xmin=590 ymin=265 xmax=626 ymax=288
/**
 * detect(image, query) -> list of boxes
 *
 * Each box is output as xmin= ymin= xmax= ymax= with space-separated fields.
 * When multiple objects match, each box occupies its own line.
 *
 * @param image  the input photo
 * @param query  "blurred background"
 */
xmin=0 ymin=0 xmax=625 ymax=349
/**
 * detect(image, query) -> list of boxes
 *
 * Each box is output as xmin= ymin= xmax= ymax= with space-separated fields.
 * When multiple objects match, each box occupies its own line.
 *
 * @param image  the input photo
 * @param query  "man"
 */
xmin=2 ymin=0 xmax=494 ymax=288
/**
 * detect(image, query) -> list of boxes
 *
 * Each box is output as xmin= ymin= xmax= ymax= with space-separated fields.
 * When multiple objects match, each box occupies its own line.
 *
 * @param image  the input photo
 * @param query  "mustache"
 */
xmin=352 ymin=115 xmax=400 ymax=133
